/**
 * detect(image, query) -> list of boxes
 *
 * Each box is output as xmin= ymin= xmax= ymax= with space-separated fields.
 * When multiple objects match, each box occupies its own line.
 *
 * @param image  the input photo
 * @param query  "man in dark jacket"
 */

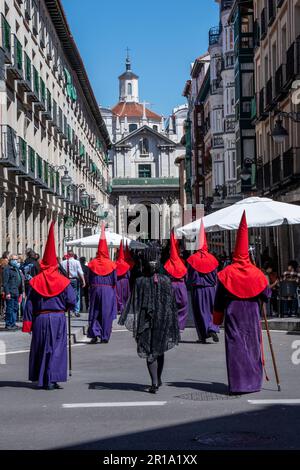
xmin=3 ymin=254 xmax=24 ymax=330
xmin=21 ymin=249 xmax=40 ymax=295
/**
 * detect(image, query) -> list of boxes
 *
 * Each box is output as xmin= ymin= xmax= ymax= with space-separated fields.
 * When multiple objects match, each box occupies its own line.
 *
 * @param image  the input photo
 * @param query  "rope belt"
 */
xmin=90 ymin=284 xmax=115 ymax=288
xmin=36 ymin=310 xmax=65 ymax=315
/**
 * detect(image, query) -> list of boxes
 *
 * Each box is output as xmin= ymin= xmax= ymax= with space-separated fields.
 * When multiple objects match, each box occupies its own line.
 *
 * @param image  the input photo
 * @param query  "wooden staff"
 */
xmin=68 ymin=310 xmax=72 ymax=377
xmin=261 ymin=302 xmax=281 ymax=391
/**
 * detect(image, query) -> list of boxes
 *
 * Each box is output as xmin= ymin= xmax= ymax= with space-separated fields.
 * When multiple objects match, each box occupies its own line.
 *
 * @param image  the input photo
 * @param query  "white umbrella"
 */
xmin=66 ymin=231 xmax=146 ymax=249
xmin=177 ymin=197 xmax=300 ymax=235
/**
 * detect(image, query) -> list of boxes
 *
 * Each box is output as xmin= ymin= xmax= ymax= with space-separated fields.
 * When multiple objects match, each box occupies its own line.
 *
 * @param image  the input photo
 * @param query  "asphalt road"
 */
xmin=0 ymin=326 xmax=300 ymax=450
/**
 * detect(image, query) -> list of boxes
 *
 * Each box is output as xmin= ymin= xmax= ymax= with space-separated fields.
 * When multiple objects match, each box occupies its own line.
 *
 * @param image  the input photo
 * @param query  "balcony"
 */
xmin=286 ymin=38 xmax=300 ymax=87
xmin=258 ymin=88 xmax=267 ymax=120
xmin=7 ymin=35 xmax=23 ymax=80
xmin=272 ymin=156 xmax=281 ymax=185
xmin=224 ymin=118 xmax=235 ymax=133
xmin=209 ymin=25 xmax=222 ymax=46
xmin=1 ymin=14 xmax=11 ymax=63
xmin=112 ymin=177 xmax=179 ymax=188
xmin=283 ymin=148 xmax=300 ymax=179
xmin=268 ymin=0 xmax=276 ymax=26
xmin=0 ymin=125 xmax=18 ymax=168
xmin=265 ymin=77 xmax=274 ymax=111
xmin=254 ymin=20 xmax=260 ymax=48
xmin=274 ymin=64 xmax=287 ymax=100
xmin=212 ymin=135 xmax=224 ymax=149
xmin=260 ymin=8 xmax=267 ymax=40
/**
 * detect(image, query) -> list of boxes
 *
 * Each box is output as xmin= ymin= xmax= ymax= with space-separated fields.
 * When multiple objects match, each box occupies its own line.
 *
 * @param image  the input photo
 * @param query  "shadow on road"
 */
xmin=88 ymin=382 xmax=147 ymax=392
xmin=58 ymin=404 xmax=300 ymax=450
xmin=0 ymin=381 xmax=37 ymax=389
xmin=166 ymin=381 xmax=229 ymax=395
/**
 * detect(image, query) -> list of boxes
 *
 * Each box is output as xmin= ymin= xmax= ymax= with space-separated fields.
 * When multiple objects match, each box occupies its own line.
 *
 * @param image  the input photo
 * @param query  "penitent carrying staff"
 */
xmin=119 ymin=245 xmax=180 ymax=394
xmin=22 ymin=222 xmax=76 ymax=390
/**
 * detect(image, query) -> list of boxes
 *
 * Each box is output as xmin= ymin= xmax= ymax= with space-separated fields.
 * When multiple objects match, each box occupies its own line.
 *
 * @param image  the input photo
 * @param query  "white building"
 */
xmin=0 ymin=0 xmax=111 ymax=258
xmin=101 ymin=56 xmax=187 ymax=240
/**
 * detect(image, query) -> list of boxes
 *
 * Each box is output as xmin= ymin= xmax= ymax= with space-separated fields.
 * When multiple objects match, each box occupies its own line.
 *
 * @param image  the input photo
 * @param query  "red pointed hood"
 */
xmin=218 ymin=211 xmax=268 ymax=298
xmin=116 ymin=240 xmax=130 ymax=277
xmin=88 ymin=223 xmax=116 ymax=276
xmin=187 ymin=220 xmax=219 ymax=274
xmin=164 ymin=231 xmax=187 ymax=279
xmin=124 ymin=241 xmax=135 ymax=269
xmin=30 ymin=222 xmax=70 ymax=297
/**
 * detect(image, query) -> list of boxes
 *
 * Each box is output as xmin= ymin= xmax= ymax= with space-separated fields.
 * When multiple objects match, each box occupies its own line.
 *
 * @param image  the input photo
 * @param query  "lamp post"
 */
xmin=270 ymin=110 xmax=300 ymax=144
xmin=52 ymin=165 xmax=73 ymax=187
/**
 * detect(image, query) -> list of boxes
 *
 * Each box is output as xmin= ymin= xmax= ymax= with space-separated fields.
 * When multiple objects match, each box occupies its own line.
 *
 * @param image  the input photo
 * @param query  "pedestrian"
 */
xmin=21 ymin=249 xmax=40 ymax=296
xmin=213 ymin=211 xmax=270 ymax=395
xmin=22 ymin=222 xmax=76 ymax=390
xmin=87 ymin=223 xmax=117 ymax=344
xmin=116 ymin=241 xmax=131 ymax=315
xmin=60 ymin=250 xmax=86 ymax=317
xmin=0 ymin=251 xmax=9 ymax=320
xmin=3 ymin=254 xmax=24 ymax=330
xmin=187 ymin=220 xmax=220 ymax=343
xmin=119 ymin=245 xmax=180 ymax=394
xmin=163 ymin=230 xmax=188 ymax=331
xmin=79 ymin=256 xmax=89 ymax=312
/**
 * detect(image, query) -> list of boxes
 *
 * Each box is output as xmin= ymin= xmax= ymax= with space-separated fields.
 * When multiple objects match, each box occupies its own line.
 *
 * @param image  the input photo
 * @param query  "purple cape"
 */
xmin=23 ymin=284 xmax=76 ymax=387
xmin=87 ymin=270 xmax=117 ymax=341
xmin=214 ymin=282 xmax=271 ymax=393
xmin=188 ymin=267 xmax=219 ymax=340
xmin=170 ymin=277 xmax=188 ymax=331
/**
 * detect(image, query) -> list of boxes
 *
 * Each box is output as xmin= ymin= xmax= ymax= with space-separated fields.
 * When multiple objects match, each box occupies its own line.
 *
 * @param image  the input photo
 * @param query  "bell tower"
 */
xmin=118 ymin=49 xmax=139 ymax=103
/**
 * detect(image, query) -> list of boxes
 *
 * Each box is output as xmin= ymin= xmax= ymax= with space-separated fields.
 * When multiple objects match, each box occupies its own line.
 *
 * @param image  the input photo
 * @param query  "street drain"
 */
xmin=176 ymin=391 xmax=241 ymax=401
xmin=194 ymin=432 xmax=277 ymax=448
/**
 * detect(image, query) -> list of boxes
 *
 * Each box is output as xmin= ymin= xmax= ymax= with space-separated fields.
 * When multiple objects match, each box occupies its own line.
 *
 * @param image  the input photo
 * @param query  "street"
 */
xmin=0 ymin=325 xmax=300 ymax=450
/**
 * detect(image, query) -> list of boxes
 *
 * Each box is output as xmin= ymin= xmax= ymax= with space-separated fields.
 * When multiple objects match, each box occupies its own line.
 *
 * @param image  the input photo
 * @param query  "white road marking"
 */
xmin=62 ymin=401 xmax=167 ymax=408
xmin=248 ymin=399 xmax=300 ymax=405
xmin=0 ymin=349 xmax=30 ymax=356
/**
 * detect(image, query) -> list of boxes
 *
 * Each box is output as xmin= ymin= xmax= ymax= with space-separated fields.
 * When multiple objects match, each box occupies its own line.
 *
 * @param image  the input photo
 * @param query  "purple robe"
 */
xmin=214 ymin=283 xmax=271 ymax=394
xmin=23 ymin=285 xmax=76 ymax=387
xmin=188 ymin=267 xmax=219 ymax=340
xmin=116 ymin=271 xmax=131 ymax=314
xmin=87 ymin=270 xmax=117 ymax=341
xmin=170 ymin=277 xmax=188 ymax=331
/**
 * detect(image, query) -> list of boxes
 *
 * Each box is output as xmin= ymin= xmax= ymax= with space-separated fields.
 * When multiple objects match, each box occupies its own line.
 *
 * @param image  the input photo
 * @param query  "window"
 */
xmin=138 ymin=164 xmax=151 ymax=178
xmin=127 ymin=82 xmax=132 ymax=95
xmin=139 ymin=137 xmax=149 ymax=155
xmin=153 ymin=125 xmax=158 ymax=131
xmin=129 ymin=123 xmax=137 ymax=133
xmin=241 ymin=72 xmax=254 ymax=97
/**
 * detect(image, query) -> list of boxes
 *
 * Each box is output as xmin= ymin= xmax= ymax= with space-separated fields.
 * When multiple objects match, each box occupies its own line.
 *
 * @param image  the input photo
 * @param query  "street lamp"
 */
xmin=51 ymin=165 xmax=72 ymax=187
xmin=79 ymin=189 xmax=89 ymax=204
xmin=271 ymin=118 xmax=289 ymax=144
xmin=270 ymin=110 xmax=300 ymax=143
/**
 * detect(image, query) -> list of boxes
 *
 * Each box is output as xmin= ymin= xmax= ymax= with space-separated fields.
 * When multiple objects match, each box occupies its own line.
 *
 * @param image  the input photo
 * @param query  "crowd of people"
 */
xmin=0 ymin=215 xmax=298 ymax=394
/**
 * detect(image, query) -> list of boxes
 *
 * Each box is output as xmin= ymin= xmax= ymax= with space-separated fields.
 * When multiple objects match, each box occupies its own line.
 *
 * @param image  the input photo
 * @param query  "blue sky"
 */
xmin=62 ymin=0 xmax=219 ymax=116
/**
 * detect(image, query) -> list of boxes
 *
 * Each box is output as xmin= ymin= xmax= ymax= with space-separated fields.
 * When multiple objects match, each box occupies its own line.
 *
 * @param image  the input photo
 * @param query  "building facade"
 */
xmin=101 ymin=57 xmax=187 ymax=240
xmin=253 ymin=0 xmax=300 ymax=269
xmin=0 ymin=0 xmax=111 ymax=258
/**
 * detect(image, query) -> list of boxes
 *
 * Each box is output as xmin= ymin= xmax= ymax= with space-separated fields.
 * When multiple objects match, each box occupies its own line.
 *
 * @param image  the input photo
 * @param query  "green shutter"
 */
xmin=50 ymin=168 xmax=55 ymax=189
xmin=25 ymin=53 xmax=31 ymax=82
xmin=29 ymin=147 xmax=35 ymax=173
xmin=37 ymin=155 xmax=43 ymax=179
xmin=44 ymin=161 xmax=49 ymax=185
xmin=79 ymin=142 xmax=85 ymax=158
xmin=47 ymin=89 xmax=51 ymax=113
xmin=40 ymin=78 xmax=46 ymax=104
xmin=16 ymin=37 xmax=22 ymax=71
xmin=33 ymin=66 xmax=39 ymax=96
xmin=56 ymin=171 xmax=60 ymax=194
xmin=19 ymin=137 xmax=27 ymax=166
xmin=2 ymin=15 xmax=11 ymax=52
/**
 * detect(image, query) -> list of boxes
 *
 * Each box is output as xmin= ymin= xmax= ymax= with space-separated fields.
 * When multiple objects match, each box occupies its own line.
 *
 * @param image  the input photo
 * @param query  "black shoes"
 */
xmin=146 ymin=385 xmax=159 ymax=394
xmin=101 ymin=339 xmax=109 ymax=344
xmin=90 ymin=338 xmax=98 ymax=344
xmin=44 ymin=382 xmax=63 ymax=390
xmin=210 ymin=331 xmax=219 ymax=343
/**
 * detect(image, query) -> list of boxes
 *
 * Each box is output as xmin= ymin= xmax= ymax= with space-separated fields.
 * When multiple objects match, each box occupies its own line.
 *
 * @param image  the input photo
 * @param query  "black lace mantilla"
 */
xmin=119 ymin=274 xmax=180 ymax=360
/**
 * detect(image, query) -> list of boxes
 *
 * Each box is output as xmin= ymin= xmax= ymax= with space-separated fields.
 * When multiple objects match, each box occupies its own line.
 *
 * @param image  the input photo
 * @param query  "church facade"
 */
xmin=101 ymin=56 xmax=187 ymax=240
